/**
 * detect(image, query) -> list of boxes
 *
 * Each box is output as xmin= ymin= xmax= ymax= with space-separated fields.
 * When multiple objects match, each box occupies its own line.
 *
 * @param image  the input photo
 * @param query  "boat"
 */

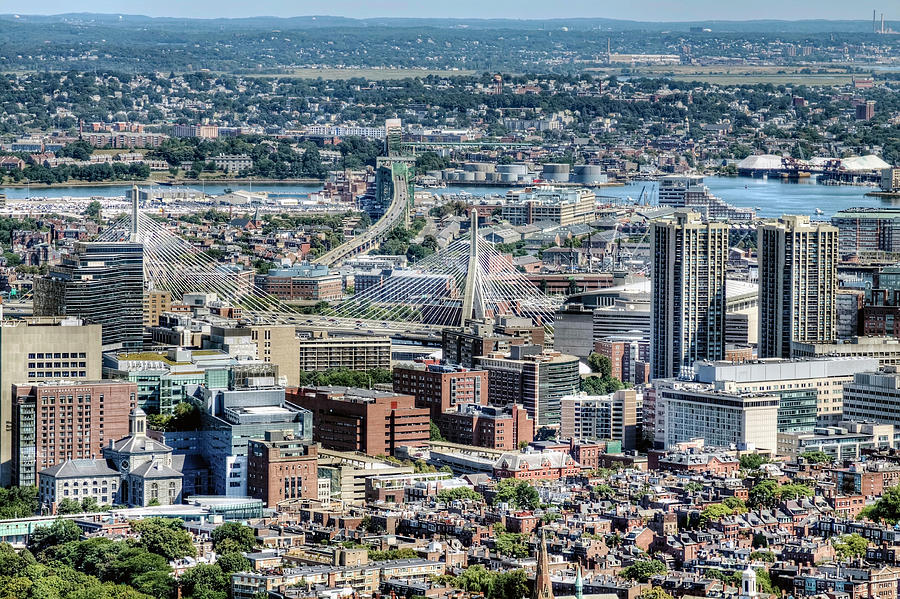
xmin=815 ymin=208 xmax=824 ymax=215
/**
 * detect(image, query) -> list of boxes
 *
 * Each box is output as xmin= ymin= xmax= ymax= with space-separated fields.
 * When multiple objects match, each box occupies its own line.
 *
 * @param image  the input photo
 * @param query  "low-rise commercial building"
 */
xmin=777 ymin=421 xmax=895 ymax=461
xmin=298 ymin=332 xmax=391 ymax=372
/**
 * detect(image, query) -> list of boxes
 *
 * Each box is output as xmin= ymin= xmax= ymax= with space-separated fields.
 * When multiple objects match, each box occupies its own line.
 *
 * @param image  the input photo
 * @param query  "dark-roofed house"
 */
xmin=38 ymin=408 xmax=183 ymax=512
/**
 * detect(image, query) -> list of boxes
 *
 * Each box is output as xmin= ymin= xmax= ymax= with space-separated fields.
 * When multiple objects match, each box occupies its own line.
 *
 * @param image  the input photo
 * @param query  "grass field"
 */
xmin=584 ymin=63 xmax=866 ymax=86
xmin=240 ymin=68 xmax=476 ymax=80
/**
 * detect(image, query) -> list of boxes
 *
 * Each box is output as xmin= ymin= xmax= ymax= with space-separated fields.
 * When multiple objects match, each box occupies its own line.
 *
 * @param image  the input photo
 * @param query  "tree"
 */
xmin=84 ymin=200 xmax=102 ymax=221
xmin=28 ymin=519 xmax=82 ymax=555
xmin=430 ymin=420 xmax=445 ymax=441
xmin=179 ymin=563 xmax=227 ymax=599
xmin=739 ymin=454 xmax=768 ymax=470
xmin=104 ymin=546 xmax=171 ymax=586
xmin=619 ymin=559 xmax=667 ymax=583
xmin=593 ymin=484 xmax=614 ymax=499
xmin=859 ymin=485 xmax=900 ymax=524
xmin=216 ymin=552 xmax=250 ymax=574
xmin=131 ymin=518 xmax=196 ymax=561
xmin=699 ymin=503 xmax=734 ymax=525
xmin=749 ymin=550 xmax=776 ymax=562
xmin=723 ymin=496 xmax=747 ymax=512
xmin=0 ymin=486 xmax=38 ymax=519
xmin=494 ymin=479 xmax=539 ymax=510
xmin=495 ymin=533 xmax=530 ymax=558
xmin=799 ymin=450 xmax=833 ymax=464
xmin=56 ymin=498 xmax=83 ymax=515
xmin=748 ymin=479 xmax=779 ymax=508
xmin=640 ymin=588 xmax=674 ymax=599
xmin=210 ymin=522 xmax=257 ymax=554
xmin=776 ymin=483 xmax=813 ymax=501
xmin=587 ymin=353 xmax=612 ymax=377
xmin=684 ymin=482 xmax=703 ymax=493
xmin=833 ymin=533 xmax=869 ymax=559
xmin=437 ymin=487 xmax=482 ymax=503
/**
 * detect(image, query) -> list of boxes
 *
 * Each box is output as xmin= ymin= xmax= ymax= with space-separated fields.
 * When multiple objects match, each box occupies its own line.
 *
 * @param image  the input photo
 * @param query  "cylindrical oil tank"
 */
xmin=574 ymin=164 xmax=607 ymax=184
xmin=541 ymin=163 xmax=571 ymax=182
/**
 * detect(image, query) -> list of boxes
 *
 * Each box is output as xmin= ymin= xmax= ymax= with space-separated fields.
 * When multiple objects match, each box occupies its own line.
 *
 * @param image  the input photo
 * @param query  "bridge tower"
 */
xmin=130 ymin=183 xmax=140 ymax=242
xmin=460 ymin=210 xmax=486 ymax=325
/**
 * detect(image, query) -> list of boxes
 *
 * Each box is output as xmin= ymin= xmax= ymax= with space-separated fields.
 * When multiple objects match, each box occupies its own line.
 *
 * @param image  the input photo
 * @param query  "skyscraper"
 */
xmin=34 ymin=241 xmax=144 ymax=349
xmin=651 ymin=211 xmax=728 ymax=380
xmin=758 ymin=215 xmax=838 ymax=359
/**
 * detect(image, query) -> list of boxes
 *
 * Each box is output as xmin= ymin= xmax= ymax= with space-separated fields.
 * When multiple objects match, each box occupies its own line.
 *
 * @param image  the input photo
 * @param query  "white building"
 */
xmin=654 ymin=380 xmax=779 ymax=451
xmin=559 ymin=390 xmax=641 ymax=450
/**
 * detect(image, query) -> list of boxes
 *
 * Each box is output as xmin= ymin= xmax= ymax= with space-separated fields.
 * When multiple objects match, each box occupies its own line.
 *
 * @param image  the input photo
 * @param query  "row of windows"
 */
xmin=27 ymin=353 xmax=87 ymax=359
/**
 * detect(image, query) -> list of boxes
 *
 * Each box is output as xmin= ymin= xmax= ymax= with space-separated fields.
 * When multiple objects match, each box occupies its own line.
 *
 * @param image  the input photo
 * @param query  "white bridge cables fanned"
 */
xmin=99 ymin=210 xmax=561 ymax=331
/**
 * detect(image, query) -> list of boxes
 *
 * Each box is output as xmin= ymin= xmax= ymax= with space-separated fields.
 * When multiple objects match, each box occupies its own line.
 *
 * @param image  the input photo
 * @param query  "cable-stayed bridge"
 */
xmin=99 ymin=198 xmax=561 ymax=335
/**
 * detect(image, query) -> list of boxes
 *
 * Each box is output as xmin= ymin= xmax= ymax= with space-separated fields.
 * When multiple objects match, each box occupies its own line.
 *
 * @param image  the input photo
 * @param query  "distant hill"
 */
xmin=0 ymin=13 xmax=891 ymax=33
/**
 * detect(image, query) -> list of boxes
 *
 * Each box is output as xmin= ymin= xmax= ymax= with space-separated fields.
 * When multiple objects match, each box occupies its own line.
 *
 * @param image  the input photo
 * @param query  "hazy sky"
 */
xmin=16 ymin=1 xmax=889 ymax=21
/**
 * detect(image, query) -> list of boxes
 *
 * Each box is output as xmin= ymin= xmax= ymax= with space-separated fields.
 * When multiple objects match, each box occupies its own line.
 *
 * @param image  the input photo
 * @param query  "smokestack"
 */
xmin=874 ymin=10 xmax=878 ymax=33
xmin=882 ymin=13 xmax=885 ymax=34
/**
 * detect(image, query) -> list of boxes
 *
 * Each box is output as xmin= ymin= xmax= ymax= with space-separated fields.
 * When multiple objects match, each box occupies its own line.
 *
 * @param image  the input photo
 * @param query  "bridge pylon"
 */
xmin=460 ymin=210 xmax=486 ymax=325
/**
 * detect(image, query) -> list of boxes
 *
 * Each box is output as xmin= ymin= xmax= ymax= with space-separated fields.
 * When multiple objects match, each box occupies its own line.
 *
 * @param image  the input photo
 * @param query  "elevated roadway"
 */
xmin=315 ymin=173 xmax=409 ymax=267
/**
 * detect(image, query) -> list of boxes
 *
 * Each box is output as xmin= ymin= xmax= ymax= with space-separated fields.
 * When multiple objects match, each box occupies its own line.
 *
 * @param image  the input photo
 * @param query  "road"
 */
xmin=315 ymin=173 xmax=409 ymax=267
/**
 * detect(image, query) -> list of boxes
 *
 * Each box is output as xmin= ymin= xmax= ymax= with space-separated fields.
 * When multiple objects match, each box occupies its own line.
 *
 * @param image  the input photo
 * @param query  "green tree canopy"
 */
xmin=833 ymin=533 xmax=869 ymax=560
xmin=619 ymin=559 xmax=667 ymax=583
xmin=494 ymin=479 xmax=540 ymax=510
xmin=210 ymin=522 xmax=257 ymax=554
xmin=131 ymin=518 xmax=196 ymax=561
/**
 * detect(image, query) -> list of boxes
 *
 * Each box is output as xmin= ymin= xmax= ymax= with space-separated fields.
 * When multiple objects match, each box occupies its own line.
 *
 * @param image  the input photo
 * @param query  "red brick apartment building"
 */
xmin=286 ymin=386 xmax=429 ymax=456
xmin=12 ymin=380 xmax=137 ymax=486
xmin=392 ymin=362 xmax=488 ymax=419
xmin=247 ymin=431 xmax=319 ymax=508
xmin=439 ymin=403 xmax=534 ymax=451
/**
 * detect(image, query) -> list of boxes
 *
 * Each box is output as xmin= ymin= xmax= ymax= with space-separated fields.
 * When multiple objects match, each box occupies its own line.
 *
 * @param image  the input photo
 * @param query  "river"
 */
xmin=0 ymin=176 xmax=891 ymax=219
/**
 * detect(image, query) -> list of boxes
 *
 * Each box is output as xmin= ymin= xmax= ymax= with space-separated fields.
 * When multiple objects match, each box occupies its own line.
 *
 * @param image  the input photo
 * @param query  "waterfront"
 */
xmin=440 ymin=176 xmax=890 ymax=219
xmin=0 ymin=176 xmax=892 ymax=219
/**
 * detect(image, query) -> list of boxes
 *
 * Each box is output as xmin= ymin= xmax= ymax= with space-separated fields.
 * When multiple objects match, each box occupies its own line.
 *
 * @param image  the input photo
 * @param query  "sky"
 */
xmin=15 ymin=1 xmax=888 ymax=21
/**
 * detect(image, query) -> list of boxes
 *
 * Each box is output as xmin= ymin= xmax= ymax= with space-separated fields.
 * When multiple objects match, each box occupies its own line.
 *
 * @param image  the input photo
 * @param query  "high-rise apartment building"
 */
xmin=34 ymin=241 xmax=144 ymax=349
xmin=12 ymin=380 xmax=136 ymax=486
xmin=651 ymin=211 xmax=728 ymax=379
xmin=476 ymin=346 xmax=580 ymax=427
xmin=758 ymin=215 xmax=838 ymax=359
xmin=0 ymin=317 xmax=102 ymax=485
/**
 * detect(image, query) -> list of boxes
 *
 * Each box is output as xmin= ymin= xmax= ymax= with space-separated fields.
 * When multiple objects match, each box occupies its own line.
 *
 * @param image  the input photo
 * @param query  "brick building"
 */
xmin=286 ymin=386 xmax=429 ymax=457
xmin=12 ymin=380 xmax=136 ymax=486
xmin=594 ymin=334 xmax=650 ymax=385
xmin=492 ymin=450 xmax=581 ymax=480
xmin=392 ymin=362 xmax=488 ymax=420
xmin=254 ymin=264 xmax=342 ymax=302
xmin=247 ymin=430 xmax=319 ymax=508
xmin=439 ymin=403 xmax=534 ymax=451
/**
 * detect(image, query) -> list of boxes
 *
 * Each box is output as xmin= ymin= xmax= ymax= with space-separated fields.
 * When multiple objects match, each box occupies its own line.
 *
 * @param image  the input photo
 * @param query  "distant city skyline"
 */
xmin=13 ymin=1 xmax=895 ymax=22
